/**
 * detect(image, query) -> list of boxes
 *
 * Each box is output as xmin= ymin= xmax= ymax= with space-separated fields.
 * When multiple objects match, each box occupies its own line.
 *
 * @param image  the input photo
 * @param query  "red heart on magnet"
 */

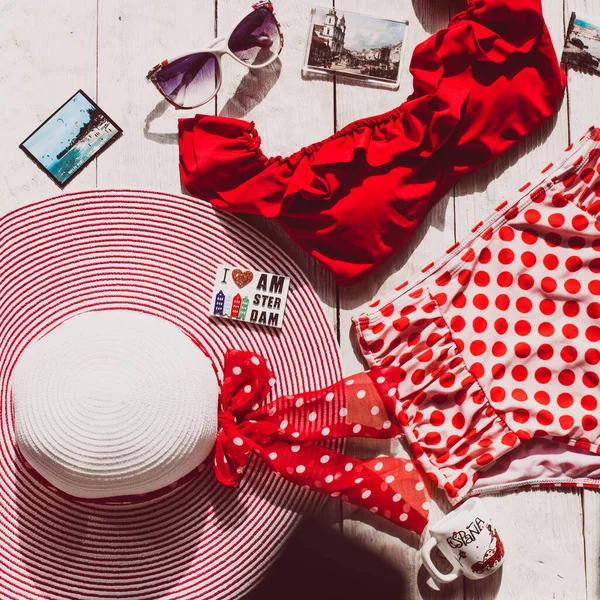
xmin=232 ymin=269 xmax=253 ymax=289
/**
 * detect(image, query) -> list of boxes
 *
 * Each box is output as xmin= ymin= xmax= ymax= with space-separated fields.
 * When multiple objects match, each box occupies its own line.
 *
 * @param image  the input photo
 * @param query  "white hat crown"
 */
xmin=11 ymin=310 xmax=218 ymax=499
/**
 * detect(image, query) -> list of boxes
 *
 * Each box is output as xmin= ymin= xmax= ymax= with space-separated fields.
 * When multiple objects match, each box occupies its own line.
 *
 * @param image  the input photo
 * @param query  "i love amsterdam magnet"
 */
xmin=209 ymin=265 xmax=291 ymax=329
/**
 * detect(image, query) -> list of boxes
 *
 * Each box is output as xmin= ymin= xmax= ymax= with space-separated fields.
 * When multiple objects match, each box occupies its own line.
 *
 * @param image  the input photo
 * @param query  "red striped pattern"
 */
xmin=0 ymin=190 xmax=342 ymax=600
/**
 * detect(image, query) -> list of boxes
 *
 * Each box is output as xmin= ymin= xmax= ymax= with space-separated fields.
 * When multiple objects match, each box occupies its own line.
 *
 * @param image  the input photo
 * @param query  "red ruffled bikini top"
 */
xmin=179 ymin=0 xmax=566 ymax=286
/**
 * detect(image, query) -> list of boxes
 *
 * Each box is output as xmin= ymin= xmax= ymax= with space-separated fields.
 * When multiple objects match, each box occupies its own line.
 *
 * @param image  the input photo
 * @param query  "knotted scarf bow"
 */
xmin=213 ymin=350 xmax=431 ymax=534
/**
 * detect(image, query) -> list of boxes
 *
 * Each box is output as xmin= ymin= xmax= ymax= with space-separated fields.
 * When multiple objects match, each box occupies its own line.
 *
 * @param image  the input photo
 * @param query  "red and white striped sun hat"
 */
xmin=0 ymin=189 xmax=341 ymax=600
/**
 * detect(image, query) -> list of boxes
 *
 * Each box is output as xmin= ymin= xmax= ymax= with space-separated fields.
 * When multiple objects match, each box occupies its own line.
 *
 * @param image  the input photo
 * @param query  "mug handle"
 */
xmin=420 ymin=537 xmax=461 ymax=583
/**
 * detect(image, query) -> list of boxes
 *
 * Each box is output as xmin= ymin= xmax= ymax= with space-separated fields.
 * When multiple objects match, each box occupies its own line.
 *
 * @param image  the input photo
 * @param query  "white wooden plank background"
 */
xmin=0 ymin=0 xmax=598 ymax=598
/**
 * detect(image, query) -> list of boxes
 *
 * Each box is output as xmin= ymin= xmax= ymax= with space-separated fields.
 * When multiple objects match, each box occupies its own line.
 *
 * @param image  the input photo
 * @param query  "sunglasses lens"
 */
xmin=154 ymin=53 xmax=217 ymax=108
xmin=229 ymin=7 xmax=281 ymax=67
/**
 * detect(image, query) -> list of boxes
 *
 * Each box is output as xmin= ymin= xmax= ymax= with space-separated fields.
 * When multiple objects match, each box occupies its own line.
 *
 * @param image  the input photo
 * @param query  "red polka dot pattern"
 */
xmin=354 ymin=132 xmax=600 ymax=506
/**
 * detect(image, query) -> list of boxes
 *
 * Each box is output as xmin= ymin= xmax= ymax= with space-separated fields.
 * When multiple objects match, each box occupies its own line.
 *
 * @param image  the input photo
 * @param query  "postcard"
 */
xmin=209 ymin=265 xmax=291 ymax=329
xmin=20 ymin=90 xmax=122 ymax=187
xmin=562 ymin=13 xmax=600 ymax=74
xmin=303 ymin=6 xmax=408 ymax=89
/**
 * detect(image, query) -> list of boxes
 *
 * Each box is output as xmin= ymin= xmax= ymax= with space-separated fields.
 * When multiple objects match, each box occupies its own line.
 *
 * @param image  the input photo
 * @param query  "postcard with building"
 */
xmin=304 ymin=7 xmax=408 ymax=87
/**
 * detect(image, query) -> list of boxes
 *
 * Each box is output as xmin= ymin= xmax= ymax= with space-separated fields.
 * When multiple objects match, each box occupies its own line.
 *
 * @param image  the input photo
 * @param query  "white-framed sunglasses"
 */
xmin=146 ymin=1 xmax=283 ymax=110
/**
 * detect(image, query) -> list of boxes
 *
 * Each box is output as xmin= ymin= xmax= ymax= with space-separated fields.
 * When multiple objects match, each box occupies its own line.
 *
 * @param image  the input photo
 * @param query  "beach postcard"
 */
xmin=20 ymin=90 xmax=122 ymax=187
xmin=562 ymin=13 xmax=600 ymax=74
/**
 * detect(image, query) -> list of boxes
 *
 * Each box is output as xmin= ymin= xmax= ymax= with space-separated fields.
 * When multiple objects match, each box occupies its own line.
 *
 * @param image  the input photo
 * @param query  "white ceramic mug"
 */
xmin=421 ymin=498 xmax=505 ymax=582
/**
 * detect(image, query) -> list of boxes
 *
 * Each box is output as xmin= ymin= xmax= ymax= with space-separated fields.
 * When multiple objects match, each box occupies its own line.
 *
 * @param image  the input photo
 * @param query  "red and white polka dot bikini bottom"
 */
xmin=354 ymin=126 xmax=600 ymax=505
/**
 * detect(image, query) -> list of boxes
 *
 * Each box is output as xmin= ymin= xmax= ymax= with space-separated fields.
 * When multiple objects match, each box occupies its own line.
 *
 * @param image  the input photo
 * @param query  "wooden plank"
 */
xmin=215 ymin=0 xmax=341 ymax=525
xmin=96 ymin=0 xmax=214 ymax=190
xmin=213 ymin=0 xmax=339 ymax=347
xmin=333 ymin=2 xmax=459 ymax=599
xmin=216 ymin=0 xmax=335 ymax=156
xmin=0 ymin=0 xmax=97 ymax=215
xmin=214 ymin=0 xmax=339 ymax=309
xmin=466 ymin=489 xmax=584 ymax=600
xmin=564 ymin=2 xmax=600 ymax=598
xmin=583 ymin=485 xmax=600 ymax=600
xmin=454 ymin=2 xmax=586 ymax=599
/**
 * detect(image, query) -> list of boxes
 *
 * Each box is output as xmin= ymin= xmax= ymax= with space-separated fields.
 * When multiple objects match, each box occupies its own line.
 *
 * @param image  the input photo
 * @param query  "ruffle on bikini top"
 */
xmin=179 ymin=0 xmax=566 ymax=286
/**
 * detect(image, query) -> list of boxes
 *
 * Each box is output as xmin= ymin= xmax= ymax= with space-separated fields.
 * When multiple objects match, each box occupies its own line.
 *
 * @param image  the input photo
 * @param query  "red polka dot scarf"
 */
xmin=215 ymin=350 xmax=430 ymax=534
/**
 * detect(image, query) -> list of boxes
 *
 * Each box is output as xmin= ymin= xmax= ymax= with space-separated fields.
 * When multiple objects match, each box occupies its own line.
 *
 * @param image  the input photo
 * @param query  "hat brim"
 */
xmin=0 ymin=189 xmax=342 ymax=600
